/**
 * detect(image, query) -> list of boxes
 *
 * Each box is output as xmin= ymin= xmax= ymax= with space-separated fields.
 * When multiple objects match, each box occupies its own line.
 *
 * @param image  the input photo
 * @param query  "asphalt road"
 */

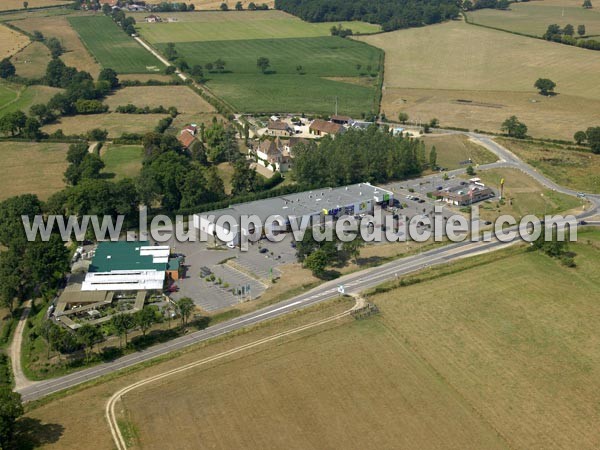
xmin=17 ymin=134 xmax=600 ymax=403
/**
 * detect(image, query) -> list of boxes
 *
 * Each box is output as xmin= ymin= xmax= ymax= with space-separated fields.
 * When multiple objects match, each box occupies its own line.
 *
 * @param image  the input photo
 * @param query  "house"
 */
xmin=283 ymin=137 xmax=310 ymax=156
xmin=309 ymin=119 xmax=344 ymax=137
xmin=266 ymin=120 xmax=293 ymax=137
xmin=182 ymin=124 xmax=198 ymax=136
xmin=255 ymin=138 xmax=292 ymax=172
xmin=330 ymin=115 xmax=352 ymax=125
xmin=127 ymin=4 xmax=146 ymax=12
xmin=145 ymin=14 xmax=162 ymax=23
xmin=177 ymin=130 xmax=197 ymax=150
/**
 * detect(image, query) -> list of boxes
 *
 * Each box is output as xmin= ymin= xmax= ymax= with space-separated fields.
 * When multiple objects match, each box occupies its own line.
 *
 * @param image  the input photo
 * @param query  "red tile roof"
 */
xmin=177 ymin=130 xmax=196 ymax=149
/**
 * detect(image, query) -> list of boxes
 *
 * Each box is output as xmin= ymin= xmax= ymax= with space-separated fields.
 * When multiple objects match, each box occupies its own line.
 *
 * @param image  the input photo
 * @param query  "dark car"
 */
xmin=200 ymin=266 xmax=212 ymax=277
xmin=259 ymin=247 xmax=269 ymax=254
xmin=418 ymin=199 xmax=426 ymax=203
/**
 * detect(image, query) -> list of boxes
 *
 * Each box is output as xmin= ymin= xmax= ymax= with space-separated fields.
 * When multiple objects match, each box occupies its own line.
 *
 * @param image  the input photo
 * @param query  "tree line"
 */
xmin=274 ymin=0 xmax=460 ymax=32
xmin=544 ymin=23 xmax=600 ymax=51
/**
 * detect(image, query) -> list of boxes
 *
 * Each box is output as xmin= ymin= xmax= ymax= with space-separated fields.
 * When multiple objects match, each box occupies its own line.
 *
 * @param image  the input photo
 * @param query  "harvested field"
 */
xmin=9 ymin=14 xmax=101 ymax=77
xmin=0 ymin=23 xmax=29 ymax=58
xmin=104 ymin=86 xmax=215 ymax=114
xmin=42 ymin=113 xmax=168 ymax=137
xmin=0 ymin=141 xmax=68 ymax=200
xmin=10 ymin=41 xmax=51 ymax=79
xmin=358 ymin=21 xmax=600 ymax=140
xmin=0 ymin=0 xmax=68 ymax=11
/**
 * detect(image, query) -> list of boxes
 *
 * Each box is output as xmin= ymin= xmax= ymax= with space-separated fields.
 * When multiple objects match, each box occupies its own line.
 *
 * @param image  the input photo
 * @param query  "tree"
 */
xmin=134 ymin=307 xmax=156 ymax=336
xmin=176 ymin=297 xmax=195 ymax=326
xmin=577 ymin=24 xmax=586 ymax=36
xmin=543 ymin=24 xmax=562 ymax=40
xmin=501 ymin=115 xmax=528 ymax=139
xmin=164 ymin=42 xmax=178 ymax=61
xmin=0 ymin=387 xmax=23 ymax=449
xmin=46 ymin=37 xmax=64 ymax=58
xmin=220 ymin=2 xmax=229 ymax=11
xmin=205 ymin=62 xmax=214 ymax=72
xmin=586 ymin=126 xmax=600 ymax=154
xmin=574 ymin=130 xmax=587 ymax=144
xmin=214 ymin=58 xmax=226 ymax=72
xmin=256 ymin=56 xmax=270 ymax=73
xmin=30 ymin=103 xmax=56 ymax=124
xmin=76 ymin=324 xmax=103 ymax=361
xmin=110 ymin=314 xmax=135 ymax=347
xmin=534 ymin=78 xmax=556 ymax=95
xmin=23 ymin=1 xmax=29 ymax=8
xmin=429 ymin=118 xmax=439 ymax=128
xmin=248 ymin=2 xmax=257 ymax=9
xmin=582 ymin=0 xmax=592 ymax=8
xmin=22 ymin=117 xmax=43 ymax=140
xmin=429 ymin=145 xmax=438 ymax=168
xmin=98 ymin=68 xmax=119 ymax=89
xmin=296 ymin=65 xmax=304 ymax=74
xmin=102 ymin=2 xmax=111 ymax=15
xmin=497 ymin=0 xmax=509 ymax=9
xmin=398 ymin=112 xmax=409 ymax=124
xmin=466 ymin=165 xmax=475 ymax=176
xmin=0 ymin=59 xmax=15 ymax=79
xmin=342 ymin=239 xmax=364 ymax=264
xmin=563 ymin=24 xmax=574 ymax=36
xmin=231 ymin=160 xmax=258 ymax=195
xmin=235 ymin=1 xmax=243 ymax=9
xmin=0 ymin=110 xmax=27 ymax=136
xmin=304 ymin=249 xmax=328 ymax=277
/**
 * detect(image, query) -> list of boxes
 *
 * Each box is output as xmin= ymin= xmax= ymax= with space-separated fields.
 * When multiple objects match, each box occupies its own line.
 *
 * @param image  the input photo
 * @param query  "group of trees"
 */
xmin=543 ymin=23 xmax=600 ymax=50
xmin=163 ymin=43 xmax=227 ymax=80
xmin=501 ymin=116 xmax=528 ymax=139
xmin=292 ymin=125 xmax=426 ymax=188
xmin=221 ymin=1 xmax=269 ymax=10
xmin=330 ymin=23 xmax=354 ymax=38
xmin=275 ymin=0 xmax=459 ymax=31
xmin=145 ymin=2 xmax=196 ymax=12
xmin=574 ymin=127 xmax=600 ymax=153
xmin=116 ymin=104 xmax=178 ymax=115
xmin=463 ymin=0 xmax=510 ymax=11
xmin=64 ymin=142 xmax=105 ymax=186
xmin=107 ymin=7 xmax=137 ymax=35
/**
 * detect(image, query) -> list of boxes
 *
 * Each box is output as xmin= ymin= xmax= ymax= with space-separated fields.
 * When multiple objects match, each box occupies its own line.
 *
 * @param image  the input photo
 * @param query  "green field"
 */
xmin=420 ymin=134 xmax=498 ymax=170
xmin=0 ymin=81 xmax=61 ymax=115
xmin=158 ymin=37 xmax=382 ymax=114
xmin=67 ymin=15 xmax=162 ymax=74
xmin=100 ymin=144 xmax=143 ymax=180
xmin=135 ymin=10 xmax=381 ymax=44
xmin=468 ymin=0 xmax=600 ymax=37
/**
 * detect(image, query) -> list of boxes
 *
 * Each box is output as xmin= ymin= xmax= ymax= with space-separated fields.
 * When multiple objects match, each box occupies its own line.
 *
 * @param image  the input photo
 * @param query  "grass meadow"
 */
xmin=42 ymin=113 xmax=167 ymax=137
xmin=135 ymin=10 xmax=381 ymax=44
xmin=67 ymin=15 xmax=162 ymax=74
xmin=358 ymin=20 xmax=600 ymax=140
xmin=468 ymin=0 xmax=600 ymax=37
xmin=0 ymin=141 xmax=68 ymax=200
xmin=10 ymin=41 xmax=52 ymax=79
xmin=420 ymin=134 xmax=498 ymax=170
xmin=10 ymin=13 xmax=101 ymax=77
xmin=0 ymin=81 xmax=61 ymax=115
xmin=497 ymin=138 xmax=600 ymax=194
xmin=157 ymin=37 xmax=382 ymax=115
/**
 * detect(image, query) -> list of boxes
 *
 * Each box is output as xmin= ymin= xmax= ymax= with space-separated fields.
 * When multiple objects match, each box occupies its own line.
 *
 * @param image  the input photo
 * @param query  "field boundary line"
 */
xmin=106 ymin=300 xmax=358 ymax=449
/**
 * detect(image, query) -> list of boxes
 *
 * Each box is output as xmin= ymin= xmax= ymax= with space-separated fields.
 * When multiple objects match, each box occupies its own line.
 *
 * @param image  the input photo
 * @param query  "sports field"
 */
xmin=0 ymin=23 xmax=29 ymax=58
xmin=358 ymin=21 xmax=600 ymax=140
xmin=468 ymin=0 xmax=600 ymax=37
xmin=10 ymin=14 xmax=101 ymax=76
xmin=135 ymin=10 xmax=381 ymax=44
xmin=67 ymin=15 xmax=162 ymax=74
xmin=497 ymin=138 xmax=600 ymax=194
xmin=10 ymin=41 xmax=51 ymax=79
xmin=0 ymin=142 xmax=68 ymax=200
xmin=100 ymin=144 xmax=143 ymax=180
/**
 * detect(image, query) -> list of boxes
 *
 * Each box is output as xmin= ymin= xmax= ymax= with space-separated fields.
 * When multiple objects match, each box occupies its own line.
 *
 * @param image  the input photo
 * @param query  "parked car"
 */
xmin=200 ymin=266 xmax=212 ymax=277
xmin=259 ymin=247 xmax=269 ymax=254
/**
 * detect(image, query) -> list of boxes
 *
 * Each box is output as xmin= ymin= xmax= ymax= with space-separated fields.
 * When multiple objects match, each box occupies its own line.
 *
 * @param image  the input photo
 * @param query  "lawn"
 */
xmin=358 ymin=20 xmax=600 ymax=140
xmin=0 ymin=23 xmax=29 ymax=59
xmin=466 ymin=167 xmax=583 ymax=221
xmin=10 ymin=13 xmax=101 ymax=77
xmin=420 ymin=134 xmax=498 ymax=170
xmin=468 ymin=0 xmax=600 ymax=37
xmin=67 ymin=15 xmax=162 ymax=74
xmin=134 ymin=10 xmax=381 ymax=44
xmin=157 ymin=37 xmax=382 ymax=115
xmin=0 ymin=141 xmax=69 ymax=200
xmin=100 ymin=144 xmax=143 ymax=180
xmin=497 ymin=138 xmax=600 ymax=194
xmin=10 ymin=41 xmax=51 ymax=79
xmin=0 ymin=81 xmax=61 ymax=115
xmin=42 ymin=113 xmax=168 ymax=137
xmin=120 ymin=236 xmax=600 ymax=450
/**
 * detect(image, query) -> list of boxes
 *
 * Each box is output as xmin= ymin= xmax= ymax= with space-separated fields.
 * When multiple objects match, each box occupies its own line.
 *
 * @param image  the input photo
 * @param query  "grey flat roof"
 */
xmin=197 ymin=183 xmax=392 ymax=222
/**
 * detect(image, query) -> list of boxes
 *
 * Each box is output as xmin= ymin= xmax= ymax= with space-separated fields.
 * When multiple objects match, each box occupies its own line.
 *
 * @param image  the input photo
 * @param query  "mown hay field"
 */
xmin=104 ymin=85 xmax=215 ymax=114
xmin=0 ymin=141 xmax=68 ymax=200
xmin=10 ymin=41 xmax=51 ymax=79
xmin=468 ymin=0 xmax=600 ymax=37
xmin=358 ymin=21 xmax=600 ymax=140
xmin=0 ymin=23 xmax=29 ymax=58
xmin=42 ymin=113 xmax=168 ymax=137
xmin=0 ymin=0 xmax=68 ymax=11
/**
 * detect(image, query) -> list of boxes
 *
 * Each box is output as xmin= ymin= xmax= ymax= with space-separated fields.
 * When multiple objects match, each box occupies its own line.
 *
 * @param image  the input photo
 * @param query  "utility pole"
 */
xmin=335 ymin=97 xmax=338 ymax=116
